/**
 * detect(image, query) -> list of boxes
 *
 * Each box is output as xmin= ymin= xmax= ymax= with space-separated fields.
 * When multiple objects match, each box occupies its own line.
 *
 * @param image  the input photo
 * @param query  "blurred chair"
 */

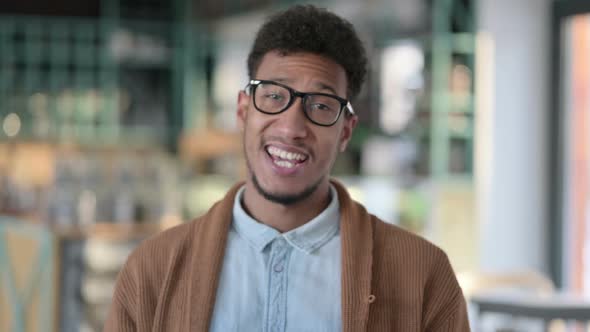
xmin=458 ymin=270 xmax=567 ymax=332
xmin=82 ymin=235 xmax=140 ymax=330
xmin=0 ymin=217 xmax=57 ymax=332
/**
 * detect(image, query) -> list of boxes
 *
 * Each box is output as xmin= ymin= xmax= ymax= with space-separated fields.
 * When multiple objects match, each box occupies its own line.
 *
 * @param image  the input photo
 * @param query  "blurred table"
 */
xmin=471 ymin=291 xmax=590 ymax=331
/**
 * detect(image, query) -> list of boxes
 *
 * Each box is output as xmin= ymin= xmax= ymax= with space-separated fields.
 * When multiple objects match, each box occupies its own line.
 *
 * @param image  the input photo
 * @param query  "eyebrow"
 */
xmin=270 ymin=78 xmax=340 ymax=96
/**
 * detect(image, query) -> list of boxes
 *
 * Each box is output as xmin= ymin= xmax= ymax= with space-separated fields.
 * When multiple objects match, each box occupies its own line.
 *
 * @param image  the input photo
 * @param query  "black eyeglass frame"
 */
xmin=245 ymin=79 xmax=356 ymax=127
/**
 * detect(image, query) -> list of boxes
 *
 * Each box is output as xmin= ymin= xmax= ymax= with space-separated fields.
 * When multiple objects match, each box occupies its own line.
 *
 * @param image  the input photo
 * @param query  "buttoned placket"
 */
xmin=265 ymin=237 xmax=293 ymax=332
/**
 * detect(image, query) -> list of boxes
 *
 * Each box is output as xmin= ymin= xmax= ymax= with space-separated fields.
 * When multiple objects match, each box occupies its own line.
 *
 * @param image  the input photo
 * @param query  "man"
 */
xmin=105 ymin=5 xmax=470 ymax=332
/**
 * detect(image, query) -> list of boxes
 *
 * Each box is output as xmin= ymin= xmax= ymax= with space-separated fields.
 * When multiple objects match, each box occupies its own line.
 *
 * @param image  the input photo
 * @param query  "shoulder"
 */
xmin=125 ymin=219 xmax=199 ymax=271
xmin=138 ymin=219 xmax=198 ymax=253
xmin=119 ymin=182 xmax=240 ymax=281
xmin=333 ymin=178 xmax=448 ymax=264
xmin=116 ymin=218 xmax=203 ymax=294
xmin=372 ymin=217 xmax=467 ymax=322
xmin=371 ymin=217 xmax=467 ymax=324
xmin=107 ymin=219 xmax=204 ymax=327
xmin=372 ymin=217 xmax=448 ymax=263
xmin=369 ymin=215 xmax=460 ymax=293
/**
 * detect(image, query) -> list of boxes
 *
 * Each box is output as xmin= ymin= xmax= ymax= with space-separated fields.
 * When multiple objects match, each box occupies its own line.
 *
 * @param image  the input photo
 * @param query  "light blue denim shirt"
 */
xmin=209 ymin=185 xmax=342 ymax=332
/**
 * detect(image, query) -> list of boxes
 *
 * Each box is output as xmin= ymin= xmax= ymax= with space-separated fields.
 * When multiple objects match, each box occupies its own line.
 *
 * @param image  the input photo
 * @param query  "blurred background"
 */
xmin=0 ymin=0 xmax=588 ymax=331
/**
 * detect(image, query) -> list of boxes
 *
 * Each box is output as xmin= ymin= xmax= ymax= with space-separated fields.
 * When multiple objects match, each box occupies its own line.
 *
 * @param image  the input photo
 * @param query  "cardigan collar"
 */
xmin=184 ymin=179 xmax=375 ymax=332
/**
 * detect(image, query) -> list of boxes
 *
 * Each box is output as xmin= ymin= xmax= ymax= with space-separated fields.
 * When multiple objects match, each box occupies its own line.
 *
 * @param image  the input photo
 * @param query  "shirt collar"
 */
xmin=232 ymin=185 xmax=340 ymax=255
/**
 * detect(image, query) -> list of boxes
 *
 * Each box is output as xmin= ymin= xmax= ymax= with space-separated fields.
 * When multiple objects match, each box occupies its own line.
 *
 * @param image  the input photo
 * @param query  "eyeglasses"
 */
xmin=245 ymin=79 xmax=355 ymax=127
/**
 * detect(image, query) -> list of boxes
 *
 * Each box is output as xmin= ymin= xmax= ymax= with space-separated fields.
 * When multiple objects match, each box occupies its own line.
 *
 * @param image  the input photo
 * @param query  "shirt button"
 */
xmin=274 ymin=264 xmax=284 ymax=273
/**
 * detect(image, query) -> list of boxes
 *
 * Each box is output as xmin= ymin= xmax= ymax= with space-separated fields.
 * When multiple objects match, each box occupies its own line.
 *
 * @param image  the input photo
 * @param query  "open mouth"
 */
xmin=265 ymin=145 xmax=309 ymax=169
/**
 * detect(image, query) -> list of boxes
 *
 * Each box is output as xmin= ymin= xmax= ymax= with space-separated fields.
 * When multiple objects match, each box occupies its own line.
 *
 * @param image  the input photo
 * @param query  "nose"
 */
xmin=275 ymin=96 xmax=309 ymax=139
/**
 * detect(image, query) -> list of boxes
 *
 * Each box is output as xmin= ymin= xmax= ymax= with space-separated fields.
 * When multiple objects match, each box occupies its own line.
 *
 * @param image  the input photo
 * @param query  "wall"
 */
xmin=476 ymin=0 xmax=551 ymax=274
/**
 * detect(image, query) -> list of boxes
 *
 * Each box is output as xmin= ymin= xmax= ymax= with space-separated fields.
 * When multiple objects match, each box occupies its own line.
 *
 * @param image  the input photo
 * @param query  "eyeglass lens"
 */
xmin=253 ymin=82 xmax=342 ymax=125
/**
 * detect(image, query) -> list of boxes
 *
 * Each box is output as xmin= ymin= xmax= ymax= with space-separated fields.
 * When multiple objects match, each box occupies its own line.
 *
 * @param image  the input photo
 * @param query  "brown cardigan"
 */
xmin=104 ymin=180 xmax=470 ymax=331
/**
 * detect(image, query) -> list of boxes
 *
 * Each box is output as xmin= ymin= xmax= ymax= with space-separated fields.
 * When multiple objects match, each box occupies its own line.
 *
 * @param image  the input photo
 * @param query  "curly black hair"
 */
xmin=247 ymin=4 xmax=368 ymax=101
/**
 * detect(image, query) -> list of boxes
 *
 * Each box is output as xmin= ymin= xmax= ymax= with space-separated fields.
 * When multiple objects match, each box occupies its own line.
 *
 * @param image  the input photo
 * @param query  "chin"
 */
xmin=252 ymin=173 xmax=324 ymax=206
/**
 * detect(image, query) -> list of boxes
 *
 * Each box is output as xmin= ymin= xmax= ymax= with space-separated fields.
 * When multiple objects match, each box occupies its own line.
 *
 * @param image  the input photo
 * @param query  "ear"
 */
xmin=338 ymin=115 xmax=358 ymax=152
xmin=237 ymin=90 xmax=250 ymax=130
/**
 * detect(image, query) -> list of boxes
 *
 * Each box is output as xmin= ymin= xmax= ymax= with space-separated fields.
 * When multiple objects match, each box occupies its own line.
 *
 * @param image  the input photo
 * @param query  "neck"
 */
xmin=241 ymin=181 xmax=332 ymax=233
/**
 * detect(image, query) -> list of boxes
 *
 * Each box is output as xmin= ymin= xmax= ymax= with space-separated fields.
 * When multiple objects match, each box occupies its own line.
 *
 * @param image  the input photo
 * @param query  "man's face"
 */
xmin=237 ymin=51 xmax=357 ymax=205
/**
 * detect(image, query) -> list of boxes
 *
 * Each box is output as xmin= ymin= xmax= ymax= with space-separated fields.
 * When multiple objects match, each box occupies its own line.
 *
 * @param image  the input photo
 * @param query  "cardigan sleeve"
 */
xmin=103 ymin=256 xmax=138 ymax=332
xmin=103 ymin=295 xmax=136 ymax=332
xmin=428 ymin=295 xmax=471 ymax=331
xmin=422 ymin=250 xmax=471 ymax=331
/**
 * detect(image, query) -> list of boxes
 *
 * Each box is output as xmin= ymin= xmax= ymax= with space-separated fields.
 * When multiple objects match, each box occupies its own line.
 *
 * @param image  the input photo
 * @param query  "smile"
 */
xmin=265 ymin=145 xmax=308 ymax=169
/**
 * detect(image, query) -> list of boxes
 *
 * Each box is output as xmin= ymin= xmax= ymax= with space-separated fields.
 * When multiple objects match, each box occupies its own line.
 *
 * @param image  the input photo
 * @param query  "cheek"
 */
xmin=244 ymin=127 xmax=259 ymax=155
xmin=243 ymin=114 xmax=271 ymax=150
xmin=247 ymin=111 xmax=271 ymax=132
xmin=324 ymin=127 xmax=346 ymax=151
xmin=317 ymin=138 xmax=342 ymax=165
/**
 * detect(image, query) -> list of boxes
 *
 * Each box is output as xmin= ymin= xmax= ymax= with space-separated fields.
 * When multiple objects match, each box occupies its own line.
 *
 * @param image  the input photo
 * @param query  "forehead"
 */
xmin=254 ymin=51 xmax=348 ymax=96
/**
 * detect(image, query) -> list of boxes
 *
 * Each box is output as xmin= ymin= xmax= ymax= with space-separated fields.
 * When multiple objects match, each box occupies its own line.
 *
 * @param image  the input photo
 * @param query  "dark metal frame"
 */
xmin=548 ymin=0 xmax=590 ymax=288
xmin=247 ymin=79 xmax=354 ymax=127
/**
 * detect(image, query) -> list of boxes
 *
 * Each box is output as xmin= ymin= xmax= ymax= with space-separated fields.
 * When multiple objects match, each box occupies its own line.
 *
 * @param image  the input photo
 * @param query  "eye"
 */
xmin=265 ymin=93 xmax=284 ymax=101
xmin=310 ymin=103 xmax=332 ymax=111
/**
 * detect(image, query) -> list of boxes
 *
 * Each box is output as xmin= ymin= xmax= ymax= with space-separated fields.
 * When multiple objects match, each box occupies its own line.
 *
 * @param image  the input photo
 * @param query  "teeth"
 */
xmin=274 ymin=160 xmax=294 ymax=168
xmin=267 ymin=146 xmax=306 ymax=161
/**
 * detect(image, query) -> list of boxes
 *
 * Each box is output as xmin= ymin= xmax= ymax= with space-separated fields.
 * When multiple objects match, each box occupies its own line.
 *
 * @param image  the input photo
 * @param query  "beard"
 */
xmin=251 ymin=171 xmax=323 ymax=206
xmin=242 ymin=130 xmax=326 ymax=206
